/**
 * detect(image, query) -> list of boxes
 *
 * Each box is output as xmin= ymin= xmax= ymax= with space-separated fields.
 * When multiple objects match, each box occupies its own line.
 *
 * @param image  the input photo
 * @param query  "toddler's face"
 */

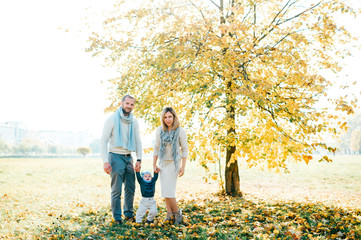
xmin=143 ymin=173 xmax=152 ymax=181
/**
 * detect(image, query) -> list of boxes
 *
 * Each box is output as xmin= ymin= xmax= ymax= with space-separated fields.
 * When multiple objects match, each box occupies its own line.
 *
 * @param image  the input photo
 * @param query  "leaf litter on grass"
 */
xmin=30 ymin=193 xmax=361 ymax=240
xmin=1 ymin=157 xmax=361 ymax=239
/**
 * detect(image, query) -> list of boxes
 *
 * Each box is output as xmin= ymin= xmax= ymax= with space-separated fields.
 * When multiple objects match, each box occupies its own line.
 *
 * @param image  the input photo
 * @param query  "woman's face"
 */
xmin=163 ymin=111 xmax=174 ymax=128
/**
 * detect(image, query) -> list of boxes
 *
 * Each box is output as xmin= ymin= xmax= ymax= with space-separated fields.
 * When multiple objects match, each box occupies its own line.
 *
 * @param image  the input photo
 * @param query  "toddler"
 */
xmin=135 ymin=170 xmax=159 ymax=223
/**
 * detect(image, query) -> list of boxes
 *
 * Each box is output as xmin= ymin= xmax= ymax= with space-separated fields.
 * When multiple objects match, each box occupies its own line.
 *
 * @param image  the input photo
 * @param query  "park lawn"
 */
xmin=0 ymin=156 xmax=360 ymax=239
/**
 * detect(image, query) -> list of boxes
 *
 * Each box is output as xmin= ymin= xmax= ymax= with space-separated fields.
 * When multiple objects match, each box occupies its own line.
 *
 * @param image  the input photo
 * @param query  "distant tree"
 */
xmin=77 ymin=147 xmax=92 ymax=157
xmin=89 ymin=139 xmax=100 ymax=154
xmin=0 ymin=138 xmax=10 ymax=154
xmin=350 ymin=129 xmax=361 ymax=154
xmin=48 ymin=145 xmax=59 ymax=154
xmin=337 ymin=113 xmax=361 ymax=154
xmin=31 ymin=143 xmax=46 ymax=154
xmin=13 ymin=140 xmax=32 ymax=154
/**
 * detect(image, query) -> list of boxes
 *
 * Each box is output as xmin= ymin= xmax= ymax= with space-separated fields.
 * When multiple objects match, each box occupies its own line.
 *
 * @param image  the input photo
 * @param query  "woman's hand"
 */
xmin=154 ymin=165 xmax=161 ymax=173
xmin=178 ymin=166 xmax=185 ymax=177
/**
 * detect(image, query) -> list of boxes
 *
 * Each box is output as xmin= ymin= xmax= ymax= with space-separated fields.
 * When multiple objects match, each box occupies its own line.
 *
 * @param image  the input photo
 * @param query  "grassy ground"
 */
xmin=0 ymin=156 xmax=360 ymax=239
xmin=238 ymin=155 xmax=361 ymax=210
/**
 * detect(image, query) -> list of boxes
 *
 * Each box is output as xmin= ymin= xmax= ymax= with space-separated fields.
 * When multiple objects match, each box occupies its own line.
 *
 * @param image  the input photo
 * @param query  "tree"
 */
xmin=77 ymin=147 xmax=92 ymax=157
xmin=338 ymin=113 xmax=361 ymax=154
xmin=13 ymin=140 xmax=32 ymax=155
xmin=87 ymin=0 xmax=359 ymax=195
xmin=0 ymin=138 xmax=10 ymax=154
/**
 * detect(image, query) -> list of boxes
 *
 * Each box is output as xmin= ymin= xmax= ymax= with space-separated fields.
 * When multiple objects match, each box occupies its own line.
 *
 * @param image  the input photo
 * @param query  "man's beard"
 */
xmin=122 ymin=107 xmax=131 ymax=116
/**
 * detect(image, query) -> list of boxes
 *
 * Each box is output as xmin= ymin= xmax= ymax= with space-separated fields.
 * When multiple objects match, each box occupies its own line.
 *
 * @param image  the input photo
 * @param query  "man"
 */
xmin=100 ymin=95 xmax=142 ymax=223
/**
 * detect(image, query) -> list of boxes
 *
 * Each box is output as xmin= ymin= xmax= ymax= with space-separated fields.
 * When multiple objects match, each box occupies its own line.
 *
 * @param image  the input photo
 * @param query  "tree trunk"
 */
xmin=224 ymin=101 xmax=241 ymax=196
xmin=225 ymin=143 xmax=240 ymax=196
xmin=220 ymin=0 xmax=240 ymax=196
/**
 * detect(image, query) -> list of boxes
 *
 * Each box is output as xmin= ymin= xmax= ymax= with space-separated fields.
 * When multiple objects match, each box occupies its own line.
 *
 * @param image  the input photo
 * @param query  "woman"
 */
xmin=153 ymin=107 xmax=188 ymax=224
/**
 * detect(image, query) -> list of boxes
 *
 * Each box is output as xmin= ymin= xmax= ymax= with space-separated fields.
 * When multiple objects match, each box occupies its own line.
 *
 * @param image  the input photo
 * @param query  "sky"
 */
xmin=0 ymin=0 xmax=118 ymax=136
xmin=0 ymin=0 xmax=360 ymax=138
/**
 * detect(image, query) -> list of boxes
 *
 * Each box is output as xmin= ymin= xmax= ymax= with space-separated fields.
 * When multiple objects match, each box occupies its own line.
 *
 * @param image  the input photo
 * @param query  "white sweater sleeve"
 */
xmin=134 ymin=119 xmax=142 ymax=159
xmin=179 ymin=127 xmax=188 ymax=158
xmin=153 ymin=127 xmax=161 ymax=157
xmin=100 ymin=115 xmax=114 ymax=163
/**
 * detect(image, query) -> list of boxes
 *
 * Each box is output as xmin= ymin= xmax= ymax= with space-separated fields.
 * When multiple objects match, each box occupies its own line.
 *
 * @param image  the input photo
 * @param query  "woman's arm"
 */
xmin=153 ymin=155 xmax=160 ymax=173
xmin=178 ymin=128 xmax=188 ymax=177
xmin=179 ymin=157 xmax=186 ymax=177
xmin=153 ymin=127 xmax=161 ymax=172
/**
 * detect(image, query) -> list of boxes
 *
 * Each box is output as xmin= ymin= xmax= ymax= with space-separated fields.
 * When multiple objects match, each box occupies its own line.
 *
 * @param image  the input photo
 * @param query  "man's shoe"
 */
xmin=124 ymin=216 xmax=135 ymax=222
xmin=145 ymin=219 xmax=154 ymax=224
xmin=116 ymin=219 xmax=122 ymax=224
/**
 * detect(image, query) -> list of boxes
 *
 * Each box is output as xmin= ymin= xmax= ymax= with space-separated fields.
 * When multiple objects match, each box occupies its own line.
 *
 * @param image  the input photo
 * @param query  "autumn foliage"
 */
xmin=38 ymin=196 xmax=361 ymax=240
xmin=77 ymin=147 xmax=92 ymax=157
xmin=87 ymin=0 xmax=359 ymax=195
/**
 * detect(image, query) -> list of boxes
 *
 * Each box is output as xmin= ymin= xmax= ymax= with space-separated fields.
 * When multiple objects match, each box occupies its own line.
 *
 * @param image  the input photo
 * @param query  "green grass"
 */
xmin=237 ymin=155 xmax=361 ymax=209
xmin=0 ymin=156 xmax=360 ymax=239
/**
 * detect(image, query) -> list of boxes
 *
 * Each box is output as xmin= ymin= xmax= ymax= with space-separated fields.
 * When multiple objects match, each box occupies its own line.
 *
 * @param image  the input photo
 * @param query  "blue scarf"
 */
xmin=114 ymin=107 xmax=136 ymax=151
xmin=159 ymin=127 xmax=180 ymax=171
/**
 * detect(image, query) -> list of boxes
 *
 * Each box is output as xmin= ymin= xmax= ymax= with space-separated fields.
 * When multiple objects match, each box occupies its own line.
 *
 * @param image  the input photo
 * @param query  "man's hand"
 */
xmin=103 ymin=162 xmax=112 ymax=174
xmin=135 ymin=161 xmax=141 ymax=172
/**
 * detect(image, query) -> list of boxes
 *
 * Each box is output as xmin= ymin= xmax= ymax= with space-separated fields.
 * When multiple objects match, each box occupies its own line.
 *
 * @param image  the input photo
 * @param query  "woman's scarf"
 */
xmin=114 ymin=107 xmax=136 ymax=151
xmin=159 ymin=127 xmax=180 ymax=171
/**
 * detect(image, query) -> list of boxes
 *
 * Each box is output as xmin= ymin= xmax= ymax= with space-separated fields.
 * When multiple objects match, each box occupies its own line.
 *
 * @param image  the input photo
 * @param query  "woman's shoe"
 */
xmin=174 ymin=210 xmax=183 ymax=225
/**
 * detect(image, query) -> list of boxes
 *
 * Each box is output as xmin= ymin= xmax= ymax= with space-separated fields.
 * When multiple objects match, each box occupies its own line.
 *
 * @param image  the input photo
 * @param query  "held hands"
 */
xmin=135 ymin=161 xmax=141 ymax=172
xmin=103 ymin=162 xmax=112 ymax=175
xmin=154 ymin=165 xmax=160 ymax=173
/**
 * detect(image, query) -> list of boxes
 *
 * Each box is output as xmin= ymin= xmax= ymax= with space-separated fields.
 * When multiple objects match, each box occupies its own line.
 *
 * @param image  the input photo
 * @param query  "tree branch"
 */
xmin=276 ymin=1 xmax=322 ymax=26
xmin=208 ymin=0 xmax=220 ymax=9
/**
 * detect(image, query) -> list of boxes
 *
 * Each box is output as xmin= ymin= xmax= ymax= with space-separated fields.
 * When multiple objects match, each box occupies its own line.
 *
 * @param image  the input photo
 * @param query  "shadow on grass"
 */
xmin=37 ymin=195 xmax=361 ymax=239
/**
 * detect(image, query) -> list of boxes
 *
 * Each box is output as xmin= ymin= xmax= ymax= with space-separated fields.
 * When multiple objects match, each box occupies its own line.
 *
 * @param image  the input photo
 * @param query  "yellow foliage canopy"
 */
xmin=87 ymin=0 xmax=359 ymax=174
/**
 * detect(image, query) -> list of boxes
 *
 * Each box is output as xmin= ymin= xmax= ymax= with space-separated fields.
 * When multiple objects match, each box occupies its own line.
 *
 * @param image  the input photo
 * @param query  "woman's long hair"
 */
xmin=160 ymin=107 xmax=180 ymax=131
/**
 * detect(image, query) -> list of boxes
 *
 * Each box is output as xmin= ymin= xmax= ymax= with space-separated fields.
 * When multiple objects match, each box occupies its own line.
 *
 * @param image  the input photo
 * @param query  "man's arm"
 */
xmin=134 ymin=119 xmax=142 ymax=171
xmin=100 ymin=115 xmax=113 ymax=174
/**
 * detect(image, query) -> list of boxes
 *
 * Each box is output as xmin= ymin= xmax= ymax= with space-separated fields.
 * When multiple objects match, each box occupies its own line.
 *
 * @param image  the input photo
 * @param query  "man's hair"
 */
xmin=160 ymin=107 xmax=180 ymax=131
xmin=122 ymin=94 xmax=135 ymax=102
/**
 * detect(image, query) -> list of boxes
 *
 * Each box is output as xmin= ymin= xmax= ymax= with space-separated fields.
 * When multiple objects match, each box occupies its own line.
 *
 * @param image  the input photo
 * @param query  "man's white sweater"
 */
xmin=100 ymin=113 xmax=142 ymax=163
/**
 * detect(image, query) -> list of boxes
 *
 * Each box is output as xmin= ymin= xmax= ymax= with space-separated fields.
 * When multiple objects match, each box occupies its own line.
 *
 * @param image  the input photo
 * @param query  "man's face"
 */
xmin=143 ymin=173 xmax=152 ymax=181
xmin=121 ymin=97 xmax=135 ymax=114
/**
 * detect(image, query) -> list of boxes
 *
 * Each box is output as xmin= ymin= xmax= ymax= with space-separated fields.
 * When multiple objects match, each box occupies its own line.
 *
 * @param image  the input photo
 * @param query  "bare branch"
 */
xmin=253 ymin=2 xmax=257 ymax=39
xmin=188 ymin=0 xmax=207 ymax=22
xmin=269 ymin=0 xmax=293 ymax=26
xmin=277 ymin=1 xmax=322 ymax=26
xmin=208 ymin=0 xmax=220 ymax=9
